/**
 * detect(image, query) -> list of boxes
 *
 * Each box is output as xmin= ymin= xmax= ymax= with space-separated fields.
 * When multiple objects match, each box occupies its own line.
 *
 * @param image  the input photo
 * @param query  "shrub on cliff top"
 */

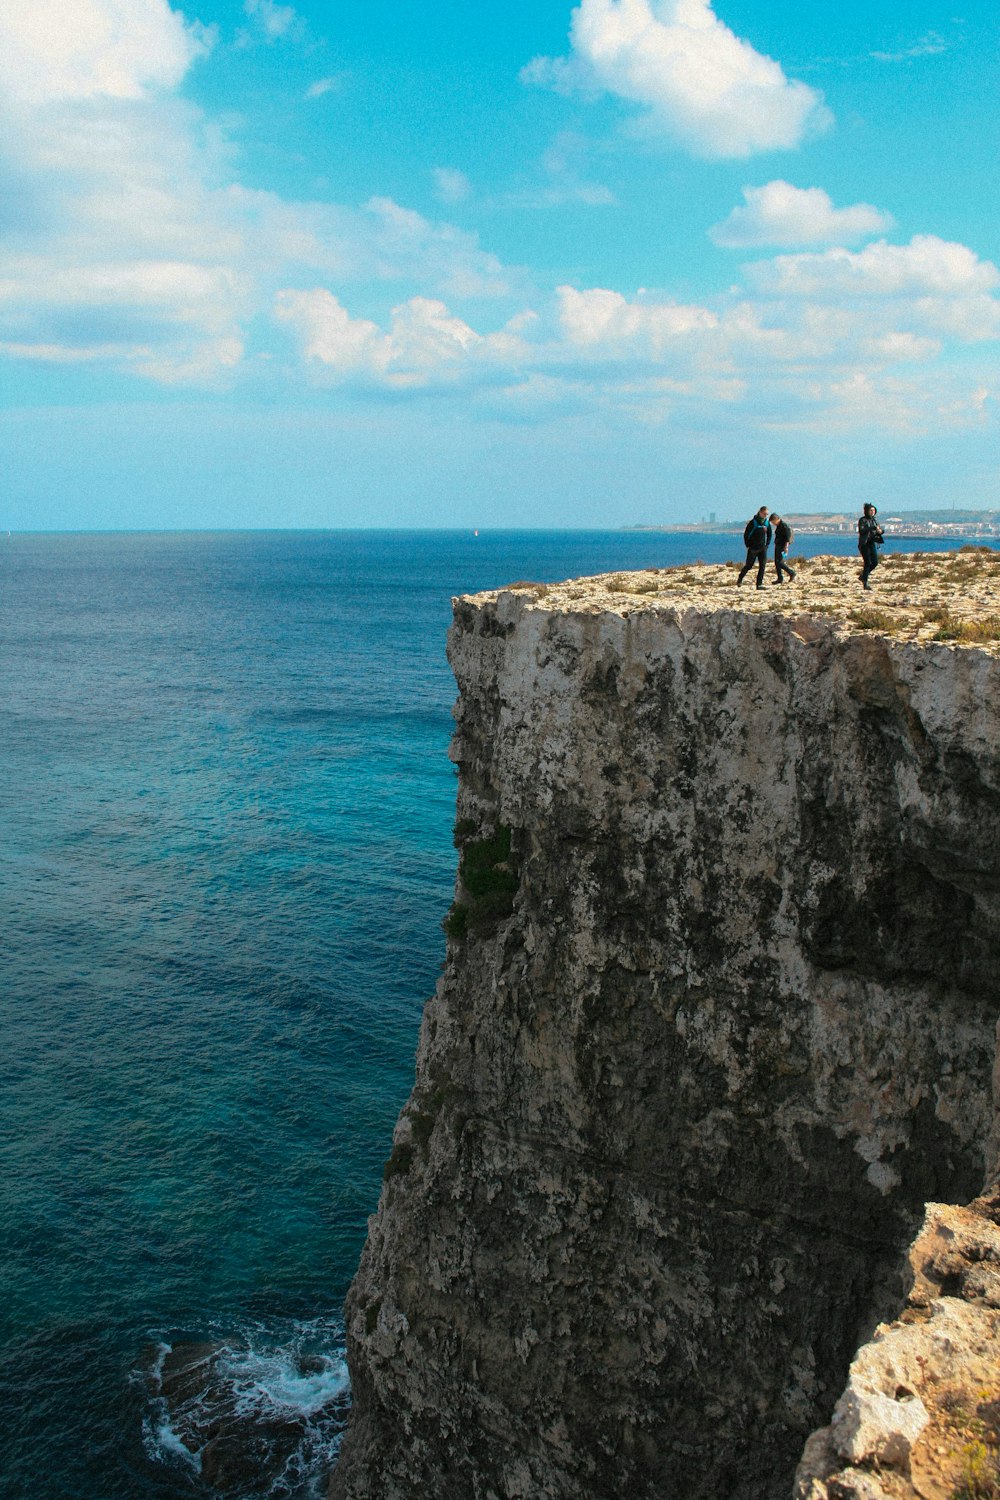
xmin=932 ymin=615 xmax=1000 ymax=643
xmin=848 ymin=607 xmax=902 ymax=635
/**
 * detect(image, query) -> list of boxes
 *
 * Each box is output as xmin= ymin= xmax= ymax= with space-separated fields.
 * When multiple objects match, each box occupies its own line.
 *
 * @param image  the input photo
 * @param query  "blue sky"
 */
xmin=2 ymin=0 xmax=998 ymax=529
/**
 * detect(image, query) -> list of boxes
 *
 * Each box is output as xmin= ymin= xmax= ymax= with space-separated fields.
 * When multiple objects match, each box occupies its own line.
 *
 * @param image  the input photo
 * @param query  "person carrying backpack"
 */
xmin=857 ymin=503 xmax=884 ymax=590
xmin=771 ymin=512 xmax=795 ymax=584
xmin=737 ymin=506 xmax=772 ymax=588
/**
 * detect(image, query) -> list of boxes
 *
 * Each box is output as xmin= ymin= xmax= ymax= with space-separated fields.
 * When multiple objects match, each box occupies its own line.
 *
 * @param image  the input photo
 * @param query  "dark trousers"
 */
xmin=860 ymin=543 xmax=879 ymax=586
xmin=738 ymin=548 xmax=767 ymax=587
xmin=775 ymin=549 xmax=796 ymax=582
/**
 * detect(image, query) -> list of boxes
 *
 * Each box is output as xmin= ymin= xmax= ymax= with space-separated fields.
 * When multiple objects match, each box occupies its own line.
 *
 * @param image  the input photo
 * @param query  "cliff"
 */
xmin=331 ymin=551 xmax=1000 ymax=1500
xmin=794 ymin=1193 xmax=1000 ymax=1500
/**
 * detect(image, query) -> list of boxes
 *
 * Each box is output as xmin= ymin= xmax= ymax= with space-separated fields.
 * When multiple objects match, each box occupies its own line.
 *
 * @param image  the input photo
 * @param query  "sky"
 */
xmin=1 ymin=0 xmax=999 ymax=530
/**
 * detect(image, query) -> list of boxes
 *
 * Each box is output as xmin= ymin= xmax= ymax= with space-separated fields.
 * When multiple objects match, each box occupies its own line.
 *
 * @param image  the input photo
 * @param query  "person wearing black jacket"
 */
xmin=858 ymin=504 xmax=884 ymax=590
xmin=737 ymin=506 xmax=772 ymax=588
xmin=771 ymin=512 xmax=795 ymax=583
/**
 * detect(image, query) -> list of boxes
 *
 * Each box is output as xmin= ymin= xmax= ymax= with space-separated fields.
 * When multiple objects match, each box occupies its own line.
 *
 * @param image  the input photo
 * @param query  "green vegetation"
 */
xmin=444 ymin=823 xmax=520 ymax=940
xmin=442 ymin=902 xmax=470 ymax=939
xmin=452 ymin=816 xmax=478 ymax=847
xmin=953 ymin=1439 xmax=1000 ymax=1499
xmin=940 ymin=1384 xmax=1000 ymax=1499
xmin=844 ymin=598 xmax=1000 ymax=645
xmin=931 ymin=614 xmax=1000 ymax=643
xmin=848 ymin=607 xmax=902 ymax=634
xmin=382 ymin=1141 xmax=414 ymax=1181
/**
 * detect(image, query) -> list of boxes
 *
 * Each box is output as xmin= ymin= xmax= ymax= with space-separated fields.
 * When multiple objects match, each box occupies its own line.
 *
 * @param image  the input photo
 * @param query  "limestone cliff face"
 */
xmin=331 ymin=582 xmax=1000 ymax=1500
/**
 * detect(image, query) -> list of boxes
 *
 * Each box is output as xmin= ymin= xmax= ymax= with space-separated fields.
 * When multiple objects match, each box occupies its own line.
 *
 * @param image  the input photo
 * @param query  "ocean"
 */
xmin=0 ymin=528 xmax=963 ymax=1500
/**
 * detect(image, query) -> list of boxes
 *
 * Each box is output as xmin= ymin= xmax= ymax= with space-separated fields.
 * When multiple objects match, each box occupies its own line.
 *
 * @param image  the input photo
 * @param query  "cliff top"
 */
xmin=471 ymin=549 xmax=1000 ymax=652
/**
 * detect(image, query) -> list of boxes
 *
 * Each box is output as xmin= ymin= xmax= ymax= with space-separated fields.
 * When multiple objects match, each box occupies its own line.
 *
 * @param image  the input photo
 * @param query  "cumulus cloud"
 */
xmin=710 ymin=182 xmax=893 ymax=248
xmin=557 ymin=286 xmax=717 ymax=350
xmin=0 ymin=0 xmax=213 ymax=106
xmin=270 ymin=253 xmax=1000 ymax=439
xmin=548 ymin=279 xmax=998 ymax=431
xmin=274 ymin=289 xmax=529 ymax=387
xmin=0 ymin=0 xmax=995 ymax=438
xmin=0 ymin=0 xmax=515 ymax=383
xmin=748 ymin=235 xmax=1000 ymax=302
xmin=523 ymin=0 xmax=830 ymax=158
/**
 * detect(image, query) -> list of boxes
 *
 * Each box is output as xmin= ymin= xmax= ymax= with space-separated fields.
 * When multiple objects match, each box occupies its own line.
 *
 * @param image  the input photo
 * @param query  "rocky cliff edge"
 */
xmin=331 ymin=551 xmax=1000 ymax=1500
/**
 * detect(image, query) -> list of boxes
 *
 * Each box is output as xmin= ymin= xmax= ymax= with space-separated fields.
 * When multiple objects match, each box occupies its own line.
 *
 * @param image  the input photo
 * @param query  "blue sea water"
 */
xmin=0 ymin=528 xmax=971 ymax=1500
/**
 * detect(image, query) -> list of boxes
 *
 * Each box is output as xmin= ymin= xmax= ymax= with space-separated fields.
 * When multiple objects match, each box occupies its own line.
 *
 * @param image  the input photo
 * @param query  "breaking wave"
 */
xmin=141 ymin=1314 xmax=350 ymax=1498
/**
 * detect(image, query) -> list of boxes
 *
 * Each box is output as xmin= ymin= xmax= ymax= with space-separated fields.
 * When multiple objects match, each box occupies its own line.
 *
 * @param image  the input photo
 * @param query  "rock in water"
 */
xmin=146 ymin=1334 xmax=350 ymax=1494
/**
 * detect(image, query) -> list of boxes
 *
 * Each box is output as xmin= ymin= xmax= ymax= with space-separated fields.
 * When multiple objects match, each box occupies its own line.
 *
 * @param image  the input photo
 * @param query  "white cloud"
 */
xmin=0 ymin=0 xmax=516 ymax=384
xmin=433 ymin=168 xmax=472 ymax=205
xmin=275 ymin=290 xmax=388 ymax=374
xmin=360 ymin=197 xmax=510 ymax=297
xmin=0 ymin=0 xmax=213 ymax=107
xmin=523 ymin=0 xmax=830 ymax=159
xmin=274 ymin=290 xmax=529 ymax=387
xmin=749 ymin=235 xmax=1000 ymax=302
xmin=270 ymin=262 xmax=999 ymax=437
xmin=242 ymin=0 xmax=302 ymax=43
xmin=710 ymin=181 xmax=892 ymax=248
xmin=557 ymin=285 xmax=717 ymax=350
xmin=0 ymin=0 xmax=995 ymax=440
xmin=304 ymin=75 xmax=342 ymax=100
xmin=871 ymin=31 xmax=949 ymax=62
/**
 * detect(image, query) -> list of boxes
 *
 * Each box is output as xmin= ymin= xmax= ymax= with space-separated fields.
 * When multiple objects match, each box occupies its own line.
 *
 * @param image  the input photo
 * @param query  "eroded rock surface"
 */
xmin=795 ymin=1196 xmax=1000 ymax=1500
xmin=331 ymin=567 xmax=1000 ymax=1500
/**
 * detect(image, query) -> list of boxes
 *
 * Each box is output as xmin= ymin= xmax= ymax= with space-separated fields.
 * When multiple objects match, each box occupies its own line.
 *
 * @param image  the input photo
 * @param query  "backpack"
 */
xmin=744 ymin=516 xmax=766 ymax=550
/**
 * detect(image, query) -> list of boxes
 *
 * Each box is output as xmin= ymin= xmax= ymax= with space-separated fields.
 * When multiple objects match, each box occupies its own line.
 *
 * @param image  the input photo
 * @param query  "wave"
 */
xmin=141 ymin=1314 xmax=350 ymax=1498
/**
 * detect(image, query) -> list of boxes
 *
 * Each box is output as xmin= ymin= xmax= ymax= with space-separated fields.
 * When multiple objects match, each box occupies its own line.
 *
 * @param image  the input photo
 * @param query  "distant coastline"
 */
xmin=627 ymin=509 xmax=1000 ymax=542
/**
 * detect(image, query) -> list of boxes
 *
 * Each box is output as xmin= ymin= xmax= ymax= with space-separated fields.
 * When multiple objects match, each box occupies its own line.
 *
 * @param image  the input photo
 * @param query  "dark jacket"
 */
xmin=744 ymin=516 xmax=772 ymax=553
xmin=858 ymin=515 xmax=884 ymax=549
xmin=774 ymin=520 xmax=792 ymax=552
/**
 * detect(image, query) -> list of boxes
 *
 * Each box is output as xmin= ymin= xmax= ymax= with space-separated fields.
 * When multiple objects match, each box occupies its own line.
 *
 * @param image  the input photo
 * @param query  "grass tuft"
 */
xmin=506 ymin=580 xmax=549 ymax=596
xmin=848 ymin=607 xmax=902 ymax=634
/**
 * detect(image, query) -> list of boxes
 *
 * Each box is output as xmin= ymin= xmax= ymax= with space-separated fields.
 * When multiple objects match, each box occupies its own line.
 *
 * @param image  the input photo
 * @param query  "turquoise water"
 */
xmin=0 ymin=528 xmax=963 ymax=1499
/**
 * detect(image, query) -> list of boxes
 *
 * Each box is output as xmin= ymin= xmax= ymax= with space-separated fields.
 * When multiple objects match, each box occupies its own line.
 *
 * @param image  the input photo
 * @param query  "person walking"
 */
xmin=737 ymin=506 xmax=772 ymax=589
xmin=858 ymin=503 xmax=884 ymax=590
xmin=771 ymin=513 xmax=796 ymax=584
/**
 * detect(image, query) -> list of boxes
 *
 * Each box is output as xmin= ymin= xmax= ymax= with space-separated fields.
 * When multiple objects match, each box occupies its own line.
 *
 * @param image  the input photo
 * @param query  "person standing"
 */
xmin=771 ymin=513 xmax=795 ymax=584
xmin=737 ymin=506 xmax=772 ymax=589
xmin=858 ymin=504 xmax=884 ymax=590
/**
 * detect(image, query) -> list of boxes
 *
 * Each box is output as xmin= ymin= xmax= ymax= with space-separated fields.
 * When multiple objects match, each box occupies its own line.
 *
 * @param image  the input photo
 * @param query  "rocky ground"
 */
xmin=497 ymin=548 xmax=1000 ymax=652
xmin=794 ymin=1197 xmax=1000 ymax=1500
